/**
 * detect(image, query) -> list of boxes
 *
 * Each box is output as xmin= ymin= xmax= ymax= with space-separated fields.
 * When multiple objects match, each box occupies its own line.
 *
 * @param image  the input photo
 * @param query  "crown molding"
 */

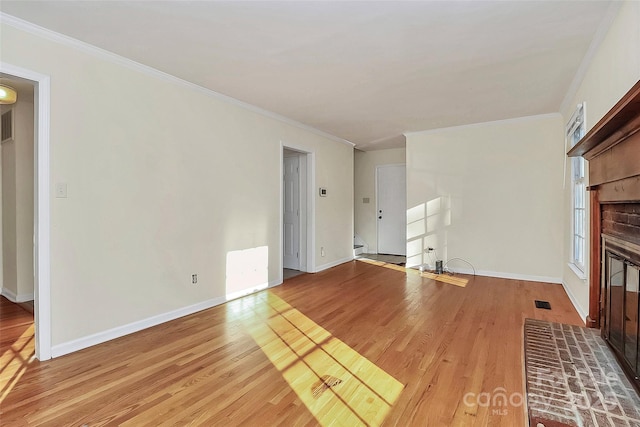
xmin=0 ymin=13 xmax=355 ymax=148
xmin=559 ymin=2 xmax=622 ymax=115
xmin=403 ymin=112 xmax=562 ymax=138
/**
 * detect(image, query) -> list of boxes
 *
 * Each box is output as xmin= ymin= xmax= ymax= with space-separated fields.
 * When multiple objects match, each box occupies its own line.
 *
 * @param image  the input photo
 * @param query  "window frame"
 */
xmin=567 ymin=103 xmax=587 ymax=274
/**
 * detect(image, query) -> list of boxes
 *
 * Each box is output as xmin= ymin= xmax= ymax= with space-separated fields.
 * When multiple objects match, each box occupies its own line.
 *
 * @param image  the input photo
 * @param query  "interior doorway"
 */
xmin=281 ymin=144 xmax=315 ymax=281
xmin=376 ymin=164 xmax=406 ymax=256
xmin=0 ymin=64 xmax=52 ymax=361
xmin=0 ymin=75 xmax=36 ymax=358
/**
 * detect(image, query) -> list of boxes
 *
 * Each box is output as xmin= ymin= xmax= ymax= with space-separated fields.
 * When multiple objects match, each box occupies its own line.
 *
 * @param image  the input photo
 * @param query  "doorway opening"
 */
xmin=280 ymin=144 xmax=315 ymax=282
xmin=1 ymin=75 xmax=36 ymax=367
xmin=0 ymin=64 xmax=52 ymax=361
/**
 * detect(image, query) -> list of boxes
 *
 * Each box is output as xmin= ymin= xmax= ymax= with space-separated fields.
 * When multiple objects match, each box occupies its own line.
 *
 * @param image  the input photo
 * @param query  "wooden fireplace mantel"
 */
xmin=568 ymin=79 xmax=640 ymax=328
xmin=568 ymin=80 xmax=640 ymax=161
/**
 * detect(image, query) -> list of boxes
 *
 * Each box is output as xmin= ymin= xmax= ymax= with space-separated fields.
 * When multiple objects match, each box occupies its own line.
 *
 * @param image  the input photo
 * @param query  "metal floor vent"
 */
xmin=312 ymin=375 xmax=343 ymax=398
xmin=534 ymin=300 xmax=552 ymax=310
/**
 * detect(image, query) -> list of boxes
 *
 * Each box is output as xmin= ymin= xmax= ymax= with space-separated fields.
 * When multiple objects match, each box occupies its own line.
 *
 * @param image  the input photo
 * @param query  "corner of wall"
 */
xmin=561 ymin=281 xmax=588 ymax=325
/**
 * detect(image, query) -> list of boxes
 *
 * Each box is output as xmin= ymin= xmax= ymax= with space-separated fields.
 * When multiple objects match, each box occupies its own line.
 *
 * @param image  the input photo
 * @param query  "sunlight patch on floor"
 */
xmin=0 ymin=324 xmax=35 ymax=402
xmin=420 ymin=271 xmax=468 ymax=287
xmin=354 ymin=257 xmax=468 ymax=287
xmin=355 ymin=257 xmax=409 ymax=273
xmin=239 ymin=292 xmax=404 ymax=427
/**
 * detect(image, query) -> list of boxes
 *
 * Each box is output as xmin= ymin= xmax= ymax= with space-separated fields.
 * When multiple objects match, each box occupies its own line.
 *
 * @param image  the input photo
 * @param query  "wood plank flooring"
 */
xmin=0 ymin=296 xmax=34 ymax=356
xmin=0 ymin=261 xmax=582 ymax=426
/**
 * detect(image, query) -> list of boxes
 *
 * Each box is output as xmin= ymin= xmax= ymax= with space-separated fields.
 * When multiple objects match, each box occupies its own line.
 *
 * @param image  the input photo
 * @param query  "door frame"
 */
xmin=375 ymin=163 xmax=406 ymax=255
xmin=279 ymin=142 xmax=315 ymax=282
xmin=0 ymin=62 xmax=52 ymax=360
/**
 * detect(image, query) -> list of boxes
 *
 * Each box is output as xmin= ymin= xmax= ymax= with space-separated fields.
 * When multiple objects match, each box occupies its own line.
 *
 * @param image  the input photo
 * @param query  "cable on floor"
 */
xmin=443 ymin=258 xmax=476 ymax=276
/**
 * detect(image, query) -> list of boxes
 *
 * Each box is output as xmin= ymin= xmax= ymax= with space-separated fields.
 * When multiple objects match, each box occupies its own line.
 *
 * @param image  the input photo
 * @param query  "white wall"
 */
xmin=560 ymin=0 xmax=640 ymax=320
xmin=0 ymin=129 xmax=2 ymax=292
xmin=354 ymin=148 xmax=405 ymax=253
xmin=1 ymin=23 xmax=353 ymax=351
xmin=406 ymin=114 xmax=564 ymax=281
xmin=1 ymin=95 xmax=34 ymax=302
xmin=0 ymin=106 xmax=15 ymax=299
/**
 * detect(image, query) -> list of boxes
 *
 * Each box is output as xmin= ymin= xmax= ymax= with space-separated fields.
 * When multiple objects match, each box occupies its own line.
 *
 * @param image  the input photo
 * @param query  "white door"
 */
xmin=377 ymin=165 xmax=406 ymax=255
xmin=283 ymin=156 xmax=300 ymax=269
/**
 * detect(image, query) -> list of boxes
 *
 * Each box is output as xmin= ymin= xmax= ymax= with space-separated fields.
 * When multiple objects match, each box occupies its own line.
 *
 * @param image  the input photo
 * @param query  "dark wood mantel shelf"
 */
xmin=568 ymin=79 xmax=640 ymax=161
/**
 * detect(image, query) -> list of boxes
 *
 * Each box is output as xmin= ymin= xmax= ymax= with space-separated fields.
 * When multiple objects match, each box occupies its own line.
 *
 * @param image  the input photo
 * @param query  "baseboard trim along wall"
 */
xmin=447 ymin=268 xmax=588 ymax=319
xmin=562 ymin=281 xmax=589 ymax=325
xmin=446 ymin=267 xmax=562 ymax=285
xmin=47 ymin=263 xmax=573 ymax=358
xmin=315 ymin=256 xmax=354 ymax=273
xmin=51 ymin=278 xmax=283 ymax=358
xmin=1 ymin=288 xmax=34 ymax=303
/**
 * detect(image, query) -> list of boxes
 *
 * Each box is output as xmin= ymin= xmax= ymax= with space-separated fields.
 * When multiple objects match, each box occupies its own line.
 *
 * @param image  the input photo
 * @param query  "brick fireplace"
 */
xmin=568 ymin=80 xmax=640 ymax=392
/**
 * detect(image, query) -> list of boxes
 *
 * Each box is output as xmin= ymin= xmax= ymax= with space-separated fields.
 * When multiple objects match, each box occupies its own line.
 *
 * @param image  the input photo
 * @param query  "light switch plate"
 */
xmin=55 ymin=183 xmax=68 ymax=198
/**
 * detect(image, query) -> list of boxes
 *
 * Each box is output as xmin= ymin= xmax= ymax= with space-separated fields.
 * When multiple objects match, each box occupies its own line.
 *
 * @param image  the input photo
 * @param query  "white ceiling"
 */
xmin=0 ymin=1 xmax=615 ymax=150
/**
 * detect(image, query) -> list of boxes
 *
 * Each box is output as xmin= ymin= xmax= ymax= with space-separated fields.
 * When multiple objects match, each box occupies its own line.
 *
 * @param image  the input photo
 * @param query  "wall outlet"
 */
xmin=321 ymin=247 xmax=325 ymax=257
xmin=191 ymin=274 xmax=198 ymax=284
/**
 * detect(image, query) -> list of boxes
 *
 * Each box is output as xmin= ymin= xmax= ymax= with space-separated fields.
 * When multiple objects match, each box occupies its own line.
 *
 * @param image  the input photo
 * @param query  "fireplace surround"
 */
xmin=568 ymin=79 xmax=640 ymax=392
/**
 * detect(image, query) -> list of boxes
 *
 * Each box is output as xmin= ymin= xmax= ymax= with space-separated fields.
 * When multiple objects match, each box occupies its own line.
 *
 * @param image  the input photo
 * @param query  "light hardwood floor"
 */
xmin=0 ymin=261 xmax=582 ymax=426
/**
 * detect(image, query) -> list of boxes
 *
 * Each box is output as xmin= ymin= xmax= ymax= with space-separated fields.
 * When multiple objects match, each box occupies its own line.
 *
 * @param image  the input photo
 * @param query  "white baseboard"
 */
xmin=1 ymin=287 xmax=34 ymax=303
xmin=446 ymin=267 xmax=561 ymax=285
xmin=315 ymin=256 xmax=354 ymax=273
xmin=561 ymin=281 xmax=588 ymax=324
xmin=268 ymin=278 xmax=283 ymax=288
xmin=51 ymin=278 xmax=285 ymax=358
xmin=52 ymin=296 xmax=227 ymax=358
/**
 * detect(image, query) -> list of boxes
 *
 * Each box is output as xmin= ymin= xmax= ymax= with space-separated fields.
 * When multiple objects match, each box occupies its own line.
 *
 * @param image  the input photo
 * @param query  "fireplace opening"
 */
xmin=603 ymin=234 xmax=640 ymax=389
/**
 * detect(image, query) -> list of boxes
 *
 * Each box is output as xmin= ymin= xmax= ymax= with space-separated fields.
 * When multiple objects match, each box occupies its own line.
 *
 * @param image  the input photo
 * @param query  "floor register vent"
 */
xmin=534 ymin=300 xmax=552 ymax=310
